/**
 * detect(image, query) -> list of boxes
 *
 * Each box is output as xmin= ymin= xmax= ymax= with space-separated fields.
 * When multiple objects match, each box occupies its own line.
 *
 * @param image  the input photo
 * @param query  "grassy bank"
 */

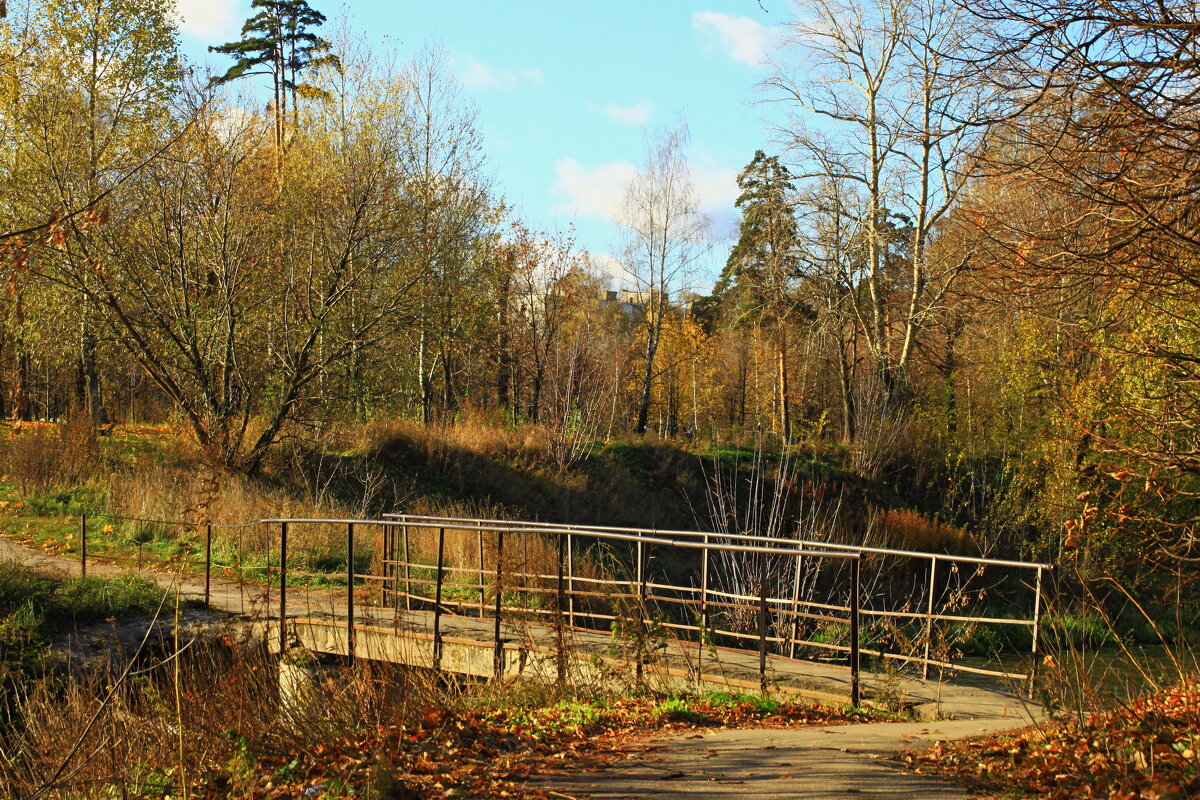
xmin=0 ymin=562 xmax=171 ymax=674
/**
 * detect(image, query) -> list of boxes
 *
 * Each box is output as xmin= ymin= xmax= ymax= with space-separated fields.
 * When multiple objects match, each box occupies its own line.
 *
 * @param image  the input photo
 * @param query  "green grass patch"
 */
xmin=0 ymin=562 xmax=171 ymax=628
xmin=699 ymin=691 xmax=781 ymax=713
xmin=0 ymin=562 xmax=175 ymax=670
xmin=652 ymin=696 xmax=710 ymax=723
xmin=20 ymin=486 xmax=107 ymax=518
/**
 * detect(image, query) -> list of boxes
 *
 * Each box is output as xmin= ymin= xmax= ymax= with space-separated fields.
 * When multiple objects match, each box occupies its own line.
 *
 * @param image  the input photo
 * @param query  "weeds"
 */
xmin=1 ymin=629 xmax=880 ymax=799
xmin=0 ymin=563 xmax=169 ymax=630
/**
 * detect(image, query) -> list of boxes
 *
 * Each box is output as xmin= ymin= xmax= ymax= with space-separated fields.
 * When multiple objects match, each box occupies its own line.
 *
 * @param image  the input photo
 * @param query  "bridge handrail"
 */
xmin=261 ymin=514 xmax=870 ymax=703
xmin=260 ymin=517 xmax=862 ymax=561
xmin=380 ymin=512 xmax=1052 ymax=571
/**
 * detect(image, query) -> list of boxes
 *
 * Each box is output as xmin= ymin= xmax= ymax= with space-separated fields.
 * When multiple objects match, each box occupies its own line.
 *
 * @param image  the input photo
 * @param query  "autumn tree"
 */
xmin=28 ymin=43 xmax=431 ymax=471
xmin=766 ymin=0 xmax=987 ymax=406
xmin=0 ymin=0 xmax=181 ymax=420
xmin=956 ymin=0 xmax=1200 ymax=577
xmin=493 ymin=224 xmax=585 ymax=424
xmin=618 ymin=125 xmax=709 ymax=435
xmin=398 ymin=46 xmax=493 ymax=425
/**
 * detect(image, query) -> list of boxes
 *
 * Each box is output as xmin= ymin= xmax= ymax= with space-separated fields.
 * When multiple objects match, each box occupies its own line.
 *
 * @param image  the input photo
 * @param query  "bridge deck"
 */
xmin=264 ymin=598 xmax=1040 ymax=724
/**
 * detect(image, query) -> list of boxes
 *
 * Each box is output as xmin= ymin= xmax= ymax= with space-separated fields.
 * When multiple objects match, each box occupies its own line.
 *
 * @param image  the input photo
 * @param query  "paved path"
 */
xmin=531 ymin=719 xmax=1025 ymax=799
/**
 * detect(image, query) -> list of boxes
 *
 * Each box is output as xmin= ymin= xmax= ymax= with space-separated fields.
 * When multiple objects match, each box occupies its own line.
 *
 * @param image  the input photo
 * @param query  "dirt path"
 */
xmin=531 ymin=718 xmax=1025 ymax=799
xmin=0 ymin=534 xmax=272 ymax=615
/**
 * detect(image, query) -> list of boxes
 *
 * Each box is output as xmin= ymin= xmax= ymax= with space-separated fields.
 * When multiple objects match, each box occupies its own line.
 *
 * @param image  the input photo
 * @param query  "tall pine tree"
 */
xmin=714 ymin=151 xmax=806 ymax=438
xmin=210 ymin=0 xmax=339 ymax=154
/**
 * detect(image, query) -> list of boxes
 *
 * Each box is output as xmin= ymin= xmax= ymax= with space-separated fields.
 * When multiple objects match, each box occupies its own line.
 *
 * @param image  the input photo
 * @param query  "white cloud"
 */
xmin=551 ymin=158 xmax=639 ymax=220
xmin=456 ymin=53 xmax=543 ymax=92
xmin=692 ymin=11 xmax=779 ymax=66
xmin=602 ymin=100 xmax=654 ymax=127
xmin=588 ymin=252 xmax=627 ymax=283
xmin=689 ymin=154 xmax=740 ymax=215
xmin=210 ymin=105 xmax=267 ymax=143
xmin=551 ymin=151 xmax=740 ymax=230
xmin=173 ymin=0 xmax=239 ymax=40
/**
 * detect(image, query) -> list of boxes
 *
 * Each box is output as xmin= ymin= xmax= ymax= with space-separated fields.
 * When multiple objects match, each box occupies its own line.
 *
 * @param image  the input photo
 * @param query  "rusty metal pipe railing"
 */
xmin=380 ymin=512 xmax=1046 ymax=685
xmin=262 ymin=516 xmax=868 ymax=698
xmin=382 ymin=513 xmax=1052 ymax=570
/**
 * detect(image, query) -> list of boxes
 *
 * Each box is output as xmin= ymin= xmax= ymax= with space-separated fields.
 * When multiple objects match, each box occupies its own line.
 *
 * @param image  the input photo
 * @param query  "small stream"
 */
xmin=954 ymin=644 xmax=1199 ymax=704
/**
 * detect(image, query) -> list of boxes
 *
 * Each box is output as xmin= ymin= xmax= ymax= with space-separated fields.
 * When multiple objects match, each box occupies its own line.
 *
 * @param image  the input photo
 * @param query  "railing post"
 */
xmin=566 ymin=532 xmax=576 ymax=628
xmin=347 ymin=522 xmax=356 ymax=665
xmin=1028 ymin=565 xmax=1044 ymax=697
xmin=263 ymin=522 xmax=271 ymax=616
xmin=204 ymin=524 xmax=213 ymax=609
xmin=279 ymin=522 xmax=288 ymax=655
xmin=382 ymin=524 xmax=392 ymax=608
xmin=758 ymin=578 xmax=769 ymax=695
xmin=635 ymin=537 xmax=646 ymax=683
xmin=556 ymin=533 xmax=566 ymax=683
xmin=788 ymin=549 xmax=804 ymax=659
xmin=850 ymin=556 xmax=861 ymax=707
xmin=80 ymin=513 xmax=87 ymax=578
xmin=522 ymin=531 xmax=530 ymax=614
xmin=402 ymin=524 xmax=411 ymax=612
xmin=493 ymin=530 xmax=505 ymax=680
xmin=636 ymin=538 xmax=647 ymax=612
xmin=433 ymin=527 xmax=445 ymax=672
xmin=699 ymin=533 xmax=709 ymax=674
xmin=477 ymin=528 xmax=486 ymax=619
xmin=389 ymin=524 xmax=400 ymax=632
xmin=923 ymin=556 xmax=938 ymax=680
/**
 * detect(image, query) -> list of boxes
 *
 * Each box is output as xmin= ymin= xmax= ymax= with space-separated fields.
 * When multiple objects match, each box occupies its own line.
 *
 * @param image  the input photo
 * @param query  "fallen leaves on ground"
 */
xmin=195 ymin=695 xmax=874 ymax=799
xmin=905 ymin=682 xmax=1200 ymax=799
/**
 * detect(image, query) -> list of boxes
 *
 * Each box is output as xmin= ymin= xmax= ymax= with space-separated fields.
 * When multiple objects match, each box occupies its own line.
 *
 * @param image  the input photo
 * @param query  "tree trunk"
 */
xmin=81 ymin=321 xmax=101 ymax=421
xmin=418 ymin=326 xmax=431 ymax=425
xmin=441 ymin=347 xmax=455 ymax=418
xmin=635 ymin=329 xmax=658 ymax=435
xmin=14 ymin=351 xmax=32 ymax=422
xmin=837 ymin=329 xmax=856 ymax=444
xmin=496 ymin=280 xmax=512 ymax=414
xmin=777 ymin=323 xmax=790 ymax=441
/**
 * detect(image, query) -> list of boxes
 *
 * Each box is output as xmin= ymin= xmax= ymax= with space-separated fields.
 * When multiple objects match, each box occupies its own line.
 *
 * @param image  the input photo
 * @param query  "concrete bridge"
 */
xmin=57 ymin=512 xmax=1049 ymax=721
xmin=244 ymin=514 xmax=1046 ymax=721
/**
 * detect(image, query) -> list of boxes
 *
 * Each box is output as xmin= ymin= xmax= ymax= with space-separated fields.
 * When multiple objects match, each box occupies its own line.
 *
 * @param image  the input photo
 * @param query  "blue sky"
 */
xmin=173 ymin=1 xmax=796 ymax=287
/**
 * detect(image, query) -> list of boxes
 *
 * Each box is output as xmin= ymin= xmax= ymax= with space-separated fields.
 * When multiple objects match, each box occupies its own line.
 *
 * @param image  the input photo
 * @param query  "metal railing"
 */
xmin=262 ymin=516 xmax=868 ymax=703
xmin=78 ymin=512 xmax=271 ymax=610
xmin=74 ymin=510 xmax=1050 ymax=702
xmin=383 ymin=513 xmax=1051 ymax=684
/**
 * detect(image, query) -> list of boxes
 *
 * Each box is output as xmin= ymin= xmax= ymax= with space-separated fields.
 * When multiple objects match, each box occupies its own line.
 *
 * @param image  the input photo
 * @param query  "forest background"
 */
xmin=0 ymin=0 xmax=1196 ymax=634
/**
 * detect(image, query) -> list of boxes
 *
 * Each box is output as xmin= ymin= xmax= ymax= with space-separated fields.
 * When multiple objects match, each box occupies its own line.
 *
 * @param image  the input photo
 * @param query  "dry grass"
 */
xmin=2 ymin=416 xmax=103 ymax=494
xmin=359 ymin=415 xmax=556 ymax=467
xmin=873 ymin=507 xmax=978 ymax=555
xmin=0 ymin=630 xmax=439 ymax=799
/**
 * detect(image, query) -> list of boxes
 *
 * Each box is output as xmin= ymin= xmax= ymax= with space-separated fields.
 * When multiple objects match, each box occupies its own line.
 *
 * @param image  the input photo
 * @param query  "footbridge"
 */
xmin=64 ymin=511 xmax=1049 ymax=719
xmin=225 ymin=514 xmax=1050 ymax=718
